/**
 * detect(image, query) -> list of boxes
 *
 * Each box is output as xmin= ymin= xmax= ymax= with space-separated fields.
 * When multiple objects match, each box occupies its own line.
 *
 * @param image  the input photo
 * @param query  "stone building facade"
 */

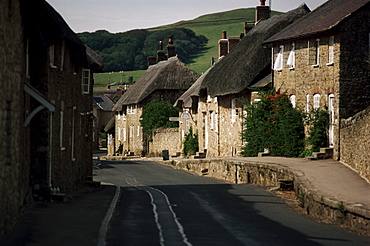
xmin=1 ymin=0 xmax=101 ymax=236
xmin=264 ymin=0 xmax=370 ymax=160
xmin=0 ymin=0 xmax=30 ymax=236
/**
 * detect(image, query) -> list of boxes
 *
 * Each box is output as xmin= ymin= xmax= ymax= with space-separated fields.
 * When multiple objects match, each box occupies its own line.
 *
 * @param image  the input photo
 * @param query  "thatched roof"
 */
xmin=174 ymin=57 xmax=224 ymax=108
xmin=112 ymin=56 xmax=199 ymax=111
xmin=200 ymin=4 xmax=310 ymax=97
xmin=86 ymin=45 xmax=104 ymax=72
xmin=264 ymin=0 xmax=370 ymax=44
xmin=21 ymin=0 xmax=87 ymax=66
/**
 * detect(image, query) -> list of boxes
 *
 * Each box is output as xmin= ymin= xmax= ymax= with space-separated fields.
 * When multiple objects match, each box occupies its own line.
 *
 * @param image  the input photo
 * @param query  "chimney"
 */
xmin=228 ymin=37 xmax=240 ymax=53
xmin=116 ymin=88 xmax=122 ymax=97
xmin=147 ymin=56 xmax=157 ymax=67
xmin=218 ymin=31 xmax=228 ymax=58
xmin=244 ymin=22 xmax=254 ymax=35
xmin=157 ymin=41 xmax=166 ymax=62
xmin=256 ymin=0 xmax=270 ymax=23
xmin=167 ymin=35 xmax=176 ymax=58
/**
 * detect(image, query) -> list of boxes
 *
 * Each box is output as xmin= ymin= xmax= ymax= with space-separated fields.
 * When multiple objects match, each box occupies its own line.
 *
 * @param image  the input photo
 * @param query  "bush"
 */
xmin=306 ymin=109 xmax=329 ymax=152
xmin=242 ymin=89 xmax=305 ymax=157
xmin=183 ymin=127 xmax=199 ymax=157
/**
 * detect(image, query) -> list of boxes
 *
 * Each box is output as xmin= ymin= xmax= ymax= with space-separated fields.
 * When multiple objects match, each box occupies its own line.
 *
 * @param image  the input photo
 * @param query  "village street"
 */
xmin=94 ymin=160 xmax=370 ymax=246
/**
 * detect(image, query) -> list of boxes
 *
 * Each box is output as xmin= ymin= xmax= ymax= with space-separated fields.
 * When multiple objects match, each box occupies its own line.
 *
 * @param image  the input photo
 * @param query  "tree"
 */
xmin=140 ymin=100 xmax=179 ymax=135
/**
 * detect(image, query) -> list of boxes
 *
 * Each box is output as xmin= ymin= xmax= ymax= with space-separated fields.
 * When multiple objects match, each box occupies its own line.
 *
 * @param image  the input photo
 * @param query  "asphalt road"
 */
xmin=94 ymin=160 xmax=370 ymax=246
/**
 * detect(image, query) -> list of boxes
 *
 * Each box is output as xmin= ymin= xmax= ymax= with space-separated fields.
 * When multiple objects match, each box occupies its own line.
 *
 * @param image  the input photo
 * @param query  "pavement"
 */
xmin=0 ymin=150 xmax=369 ymax=245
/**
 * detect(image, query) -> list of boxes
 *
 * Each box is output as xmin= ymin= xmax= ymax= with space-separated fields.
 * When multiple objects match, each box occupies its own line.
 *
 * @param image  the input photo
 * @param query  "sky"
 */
xmin=46 ymin=0 xmax=327 ymax=33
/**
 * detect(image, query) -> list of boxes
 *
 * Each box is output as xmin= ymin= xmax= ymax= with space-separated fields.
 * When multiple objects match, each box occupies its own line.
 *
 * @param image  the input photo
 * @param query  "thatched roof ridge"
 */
xmin=200 ymin=4 xmax=310 ymax=97
xmin=174 ymin=57 xmax=224 ymax=108
xmin=264 ymin=0 xmax=370 ymax=44
xmin=21 ymin=0 xmax=87 ymax=66
xmin=86 ymin=45 xmax=104 ymax=72
xmin=112 ymin=56 xmax=199 ymax=111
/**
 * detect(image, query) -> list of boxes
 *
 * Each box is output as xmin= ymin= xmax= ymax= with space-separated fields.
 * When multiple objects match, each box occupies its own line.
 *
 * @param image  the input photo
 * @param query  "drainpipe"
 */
xmin=48 ymin=111 xmax=53 ymax=187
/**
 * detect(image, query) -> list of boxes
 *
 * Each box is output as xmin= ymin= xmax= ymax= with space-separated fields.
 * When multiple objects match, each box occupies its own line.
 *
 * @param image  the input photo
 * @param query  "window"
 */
xmin=231 ymin=98 xmax=236 ymax=122
xmin=210 ymin=111 xmax=214 ymax=130
xmin=310 ymin=39 xmax=320 ymax=67
xmin=327 ymin=36 xmax=334 ymax=65
xmin=306 ymin=94 xmax=310 ymax=113
xmin=287 ymin=43 xmax=295 ymax=69
xmin=313 ymin=94 xmax=321 ymax=109
xmin=117 ymin=111 xmax=120 ymax=120
xmin=127 ymin=104 xmax=137 ymax=114
xmin=123 ymin=128 xmax=126 ymax=142
xmin=81 ymin=69 xmax=90 ymax=94
xmin=60 ymin=40 xmax=65 ymax=71
xmin=137 ymin=125 xmax=140 ymax=137
xmin=273 ymin=45 xmax=284 ymax=71
xmin=289 ymin=94 xmax=296 ymax=108
xmin=207 ymin=95 xmax=212 ymax=103
xmin=60 ymin=110 xmax=65 ymax=150
xmin=129 ymin=126 xmax=134 ymax=138
xmin=214 ymin=113 xmax=218 ymax=133
xmin=117 ymin=127 xmax=121 ymax=141
xmin=49 ymin=44 xmax=56 ymax=68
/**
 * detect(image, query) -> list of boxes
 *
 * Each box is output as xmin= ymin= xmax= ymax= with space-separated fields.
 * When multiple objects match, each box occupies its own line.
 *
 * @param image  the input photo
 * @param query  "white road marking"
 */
xmin=125 ymin=177 xmax=192 ymax=246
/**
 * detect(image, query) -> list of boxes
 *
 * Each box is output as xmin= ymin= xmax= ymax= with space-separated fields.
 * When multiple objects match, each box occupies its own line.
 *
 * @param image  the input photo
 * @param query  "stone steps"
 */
xmin=306 ymin=147 xmax=333 ymax=161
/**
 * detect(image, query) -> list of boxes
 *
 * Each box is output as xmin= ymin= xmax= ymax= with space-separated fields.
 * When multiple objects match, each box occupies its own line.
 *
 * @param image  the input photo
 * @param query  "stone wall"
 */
xmin=340 ymin=106 xmax=370 ymax=181
xmin=0 ymin=0 xmax=31 ymax=237
xmin=149 ymin=128 xmax=182 ymax=157
xmin=159 ymin=159 xmax=370 ymax=236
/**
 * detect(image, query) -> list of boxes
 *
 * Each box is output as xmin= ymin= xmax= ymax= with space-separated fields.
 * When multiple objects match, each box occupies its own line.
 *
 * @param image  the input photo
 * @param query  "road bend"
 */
xmin=94 ymin=160 xmax=370 ymax=246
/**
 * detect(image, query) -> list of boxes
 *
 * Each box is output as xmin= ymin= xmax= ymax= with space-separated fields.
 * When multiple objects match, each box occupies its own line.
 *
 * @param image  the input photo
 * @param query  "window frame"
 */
xmin=81 ymin=69 xmax=91 ymax=94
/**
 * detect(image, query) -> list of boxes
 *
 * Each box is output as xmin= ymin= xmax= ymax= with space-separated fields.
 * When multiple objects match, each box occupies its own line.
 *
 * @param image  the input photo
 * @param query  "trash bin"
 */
xmin=162 ymin=150 xmax=169 ymax=160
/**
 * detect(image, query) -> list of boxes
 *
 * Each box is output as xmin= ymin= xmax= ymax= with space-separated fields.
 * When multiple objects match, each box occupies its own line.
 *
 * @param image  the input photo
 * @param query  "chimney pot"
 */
xmin=260 ymin=0 xmax=266 ymax=6
xmin=222 ymin=31 xmax=227 ymax=39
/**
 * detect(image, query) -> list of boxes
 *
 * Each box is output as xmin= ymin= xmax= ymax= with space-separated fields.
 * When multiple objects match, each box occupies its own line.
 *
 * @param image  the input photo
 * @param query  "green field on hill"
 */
xmin=93 ymin=8 xmax=281 ymax=90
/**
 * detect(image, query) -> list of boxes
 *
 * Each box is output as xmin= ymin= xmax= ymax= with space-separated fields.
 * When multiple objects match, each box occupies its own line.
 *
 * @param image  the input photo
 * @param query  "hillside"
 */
xmin=86 ymin=8 xmax=282 ymax=89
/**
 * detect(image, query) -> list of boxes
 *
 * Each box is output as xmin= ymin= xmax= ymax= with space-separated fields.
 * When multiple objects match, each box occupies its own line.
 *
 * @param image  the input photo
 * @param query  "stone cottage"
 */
xmin=0 ymin=0 xmax=29 ymax=236
xmin=93 ymin=94 xmax=115 ymax=149
xmin=0 ymin=0 xmax=102 ymax=236
xmin=263 ymin=0 xmax=370 ymax=161
xmin=175 ymin=3 xmax=310 ymax=158
xmin=111 ymin=47 xmax=199 ymax=156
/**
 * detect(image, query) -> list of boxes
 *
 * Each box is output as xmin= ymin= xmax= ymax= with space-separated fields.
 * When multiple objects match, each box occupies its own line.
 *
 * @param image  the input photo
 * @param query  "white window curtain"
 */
xmin=290 ymin=94 xmax=296 ymax=108
xmin=273 ymin=45 xmax=284 ymax=71
xmin=286 ymin=43 xmax=295 ymax=68
xmin=231 ymin=99 xmax=236 ymax=122
xmin=313 ymin=94 xmax=321 ymax=109
xmin=328 ymin=36 xmax=334 ymax=64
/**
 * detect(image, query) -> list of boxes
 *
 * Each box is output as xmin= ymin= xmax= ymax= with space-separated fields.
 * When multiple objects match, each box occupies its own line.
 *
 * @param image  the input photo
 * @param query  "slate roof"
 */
xmin=112 ymin=56 xmax=199 ymax=111
xmin=199 ymin=4 xmax=310 ymax=97
xmin=93 ymin=95 xmax=114 ymax=111
xmin=264 ymin=0 xmax=370 ymax=44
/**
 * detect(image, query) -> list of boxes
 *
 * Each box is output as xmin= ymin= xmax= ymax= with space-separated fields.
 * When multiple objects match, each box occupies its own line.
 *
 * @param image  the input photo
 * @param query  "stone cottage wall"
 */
xmin=149 ymin=128 xmax=182 ymax=157
xmin=338 ymin=4 xmax=370 ymax=119
xmin=340 ymin=106 xmax=370 ymax=181
xmin=273 ymin=36 xmax=341 ymax=159
xmin=0 ymin=0 xmax=30 ymax=236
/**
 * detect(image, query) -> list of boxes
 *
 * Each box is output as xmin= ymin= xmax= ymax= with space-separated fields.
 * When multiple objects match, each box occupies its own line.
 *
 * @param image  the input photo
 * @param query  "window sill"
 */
xmin=289 ymin=67 xmax=295 ymax=71
xmin=50 ymin=65 xmax=57 ymax=69
xmin=312 ymin=64 xmax=319 ymax=68
xmin=326 ymin=62 xmax=334 ymax=66
xmin=61 ymin=147 xmax=65 ymax=151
